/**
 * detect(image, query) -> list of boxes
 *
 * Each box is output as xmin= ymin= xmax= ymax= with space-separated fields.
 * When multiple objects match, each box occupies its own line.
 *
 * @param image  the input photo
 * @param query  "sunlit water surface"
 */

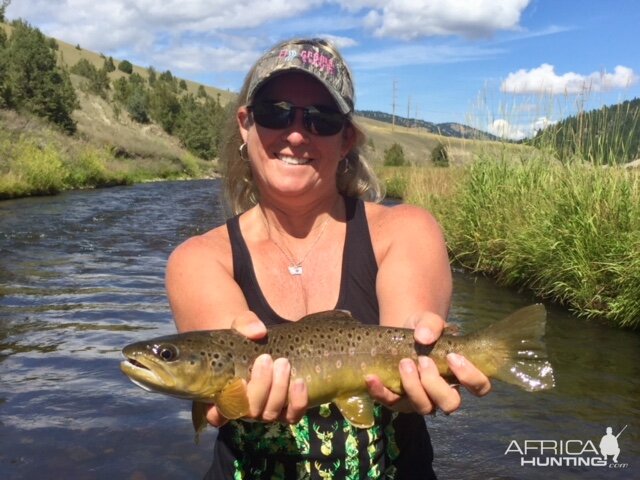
xmin=0 ymin=180 xmax=638 ymax=479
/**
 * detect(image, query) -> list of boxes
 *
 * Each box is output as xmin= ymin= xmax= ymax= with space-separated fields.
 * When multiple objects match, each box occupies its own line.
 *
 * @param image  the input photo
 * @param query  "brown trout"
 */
xmin=120 ymin=305 xmax=554 ymax=434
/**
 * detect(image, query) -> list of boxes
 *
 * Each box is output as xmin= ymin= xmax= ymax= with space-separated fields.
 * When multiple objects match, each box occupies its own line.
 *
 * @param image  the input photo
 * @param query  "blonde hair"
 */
xmin=221 ymin=38 xmax=384 ymax=215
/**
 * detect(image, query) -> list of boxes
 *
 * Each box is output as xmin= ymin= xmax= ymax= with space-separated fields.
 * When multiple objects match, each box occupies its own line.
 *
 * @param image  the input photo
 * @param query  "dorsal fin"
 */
xmin=297 ymin=309 xmax=360 ymax=324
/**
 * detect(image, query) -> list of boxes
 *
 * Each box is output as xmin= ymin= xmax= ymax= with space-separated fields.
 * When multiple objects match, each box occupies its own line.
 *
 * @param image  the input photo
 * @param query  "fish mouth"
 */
xmin=126 ymin=357 xmax=149 ymax=370
xmin=120 ymin=354 xmax=174 ymax=390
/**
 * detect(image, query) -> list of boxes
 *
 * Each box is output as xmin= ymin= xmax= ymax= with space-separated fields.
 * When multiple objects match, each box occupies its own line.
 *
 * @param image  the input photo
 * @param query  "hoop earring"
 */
xmin=340 ymin=157 xmax=350 ymax=174
xmin=239 ymin=143 xmax=249 ymax=162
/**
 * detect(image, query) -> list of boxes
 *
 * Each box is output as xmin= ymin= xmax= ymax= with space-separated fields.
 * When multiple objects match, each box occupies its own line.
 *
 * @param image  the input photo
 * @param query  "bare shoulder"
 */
xmin=165 ymin=223 xmax=243 ymax=331
xmin=167 ymin=223 xmax=232 ymax=274
xmin=364 ymin=202 xmax=452 ymax=324
xmin=364 ymin=202 xmax=445 ymax=255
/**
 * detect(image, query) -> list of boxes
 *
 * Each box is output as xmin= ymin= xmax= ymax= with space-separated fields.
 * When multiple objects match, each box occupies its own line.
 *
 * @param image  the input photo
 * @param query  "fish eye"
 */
xmin=154 ymin=344 xmax=178 ymax=362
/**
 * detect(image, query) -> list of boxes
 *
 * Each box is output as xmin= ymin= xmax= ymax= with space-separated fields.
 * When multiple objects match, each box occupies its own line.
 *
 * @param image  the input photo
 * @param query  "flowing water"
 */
xmin=0 ymin=180 xmax=638 ymax=479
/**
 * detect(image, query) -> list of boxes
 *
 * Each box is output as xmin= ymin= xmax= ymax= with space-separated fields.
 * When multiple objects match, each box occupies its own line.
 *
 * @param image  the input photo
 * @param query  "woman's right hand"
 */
xmin=205 ymin=311 xmax=309 ymax=428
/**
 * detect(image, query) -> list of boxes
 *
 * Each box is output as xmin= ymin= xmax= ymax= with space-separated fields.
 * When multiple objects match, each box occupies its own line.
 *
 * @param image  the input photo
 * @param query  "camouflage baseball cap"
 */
xmin=246 ymin=38 xmax=355 ymax=115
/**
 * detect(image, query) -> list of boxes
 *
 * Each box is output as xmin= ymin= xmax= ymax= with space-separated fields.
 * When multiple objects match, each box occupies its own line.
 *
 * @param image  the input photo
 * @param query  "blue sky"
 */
xmin=7 ymin=0 xmax=640 ymax=139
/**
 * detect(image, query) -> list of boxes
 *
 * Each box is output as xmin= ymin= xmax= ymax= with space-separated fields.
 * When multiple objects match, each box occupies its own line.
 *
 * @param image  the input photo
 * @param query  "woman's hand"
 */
xmin=205 ymin=311 xmax=308 ymax=428
xmin=366 ymin=311 xmax=491 ymax=415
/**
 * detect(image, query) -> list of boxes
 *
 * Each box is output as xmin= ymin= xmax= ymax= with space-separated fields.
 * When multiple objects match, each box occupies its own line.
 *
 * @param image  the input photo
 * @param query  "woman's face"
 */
xmin=237 ymin=72 xmax=355 ymax=202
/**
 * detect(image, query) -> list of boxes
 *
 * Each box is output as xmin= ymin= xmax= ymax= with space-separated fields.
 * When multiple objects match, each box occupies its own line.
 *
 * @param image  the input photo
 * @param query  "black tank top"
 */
xmin=227 ymin=195 xmax=379 ymax=326
xmin=205 ymin=196 xmax=436 ymax=480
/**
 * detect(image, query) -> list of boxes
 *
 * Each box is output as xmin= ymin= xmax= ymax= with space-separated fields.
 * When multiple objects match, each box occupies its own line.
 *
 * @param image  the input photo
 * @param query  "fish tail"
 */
xmin=468 ymin=304 xmax=555 ymax=391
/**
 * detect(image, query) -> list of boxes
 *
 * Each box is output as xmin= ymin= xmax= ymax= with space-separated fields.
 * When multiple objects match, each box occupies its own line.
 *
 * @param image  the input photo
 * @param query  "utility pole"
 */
xmin=391 ymin=80 xmax=397 ymax=131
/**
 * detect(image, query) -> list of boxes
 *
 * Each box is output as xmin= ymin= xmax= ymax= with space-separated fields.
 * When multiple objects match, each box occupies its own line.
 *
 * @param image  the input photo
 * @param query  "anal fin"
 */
xmin=334 ymin=394 xmax=375 ymax=428
xmin=192 ymin=401 xmax=209 ymax=444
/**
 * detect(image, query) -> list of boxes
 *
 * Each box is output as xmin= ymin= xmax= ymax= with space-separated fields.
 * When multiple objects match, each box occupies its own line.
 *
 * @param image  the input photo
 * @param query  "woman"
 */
xmin=166 ymin=38 xmax=491 ymax=479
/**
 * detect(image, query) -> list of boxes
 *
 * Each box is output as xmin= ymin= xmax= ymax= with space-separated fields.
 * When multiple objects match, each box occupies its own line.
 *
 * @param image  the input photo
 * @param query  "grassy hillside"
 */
xmin=358 ymin=115 xmax=534 ymax=167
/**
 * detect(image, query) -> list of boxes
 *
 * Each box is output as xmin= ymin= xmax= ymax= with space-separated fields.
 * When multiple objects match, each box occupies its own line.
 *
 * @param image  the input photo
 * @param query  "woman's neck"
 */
xmin=257 ymin=191 xmax=343 ymax=239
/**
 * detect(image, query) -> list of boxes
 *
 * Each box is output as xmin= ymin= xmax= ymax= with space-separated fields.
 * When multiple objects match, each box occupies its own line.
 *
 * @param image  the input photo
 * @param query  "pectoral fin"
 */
xmin=215 ymin=378 xmax=250 ymax=420
xmin=334 ymin=394 xmax=375 ymax=428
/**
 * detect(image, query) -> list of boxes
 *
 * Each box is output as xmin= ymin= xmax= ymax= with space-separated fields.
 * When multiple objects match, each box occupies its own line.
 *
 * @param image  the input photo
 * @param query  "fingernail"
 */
xmin=416 ymin=326 xmax=437 ymax=344
xmin=447 ymin=353 xmax=465 ymax=367
xmin=418 ymin=356 xmax=432 ymax=370
xmin=257 ymin=354 xmax=272 ymax=365
xmin=291 ymin=378 xmax=305 ymax=394
xmin=249 ymin=321 xmax=267 ymax=337
xmin=273 ymin=357 xmax=290 ymax=375
xmin=400 ymin=358 xmax=415 ymax=373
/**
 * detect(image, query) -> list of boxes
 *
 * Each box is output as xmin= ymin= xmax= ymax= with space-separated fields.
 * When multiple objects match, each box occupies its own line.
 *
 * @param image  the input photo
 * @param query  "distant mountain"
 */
xmin=355 ymin=110 xmax=498 ymax=140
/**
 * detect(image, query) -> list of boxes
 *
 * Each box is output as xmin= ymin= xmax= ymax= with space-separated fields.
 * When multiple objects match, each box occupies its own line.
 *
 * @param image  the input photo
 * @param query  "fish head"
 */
xmin=120 ymin=331 xmax=236 ymax=401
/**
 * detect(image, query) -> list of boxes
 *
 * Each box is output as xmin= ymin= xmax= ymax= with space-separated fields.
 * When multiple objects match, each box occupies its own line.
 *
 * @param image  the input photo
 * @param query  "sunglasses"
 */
xmin=249 ymin=100 xmax=347 ymax=136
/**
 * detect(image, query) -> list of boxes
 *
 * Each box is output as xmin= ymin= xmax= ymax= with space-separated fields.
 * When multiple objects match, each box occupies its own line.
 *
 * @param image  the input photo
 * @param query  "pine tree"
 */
xmin=2 ymin=20 xmax=78 ymax=133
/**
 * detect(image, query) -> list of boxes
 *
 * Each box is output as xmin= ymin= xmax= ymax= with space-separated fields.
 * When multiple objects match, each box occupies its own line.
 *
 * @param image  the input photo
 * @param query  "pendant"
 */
xmin=288 ymin=265 xmax=303 ymax=275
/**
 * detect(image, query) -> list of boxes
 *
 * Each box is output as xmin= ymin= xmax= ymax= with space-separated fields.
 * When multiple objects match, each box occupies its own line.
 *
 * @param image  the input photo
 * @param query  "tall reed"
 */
xmin=397 ymin=159 xmax=640 ymax=329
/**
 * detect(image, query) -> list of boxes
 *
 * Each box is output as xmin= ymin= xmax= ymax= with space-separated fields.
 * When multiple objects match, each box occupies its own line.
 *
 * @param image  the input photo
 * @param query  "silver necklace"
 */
xmin=260 ymin=208 xmax=332 ymax=276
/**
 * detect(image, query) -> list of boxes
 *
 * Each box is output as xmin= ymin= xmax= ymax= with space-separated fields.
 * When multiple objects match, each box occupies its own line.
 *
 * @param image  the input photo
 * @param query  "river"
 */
xmin=0 ymin=179 xmax=638 ymax=479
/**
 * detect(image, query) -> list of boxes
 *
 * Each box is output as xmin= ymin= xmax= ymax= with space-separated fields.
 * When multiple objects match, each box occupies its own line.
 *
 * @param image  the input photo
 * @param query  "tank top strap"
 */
xmin=226 ymin=215 xmax=288 ymax=324
xmin=337 ymin=196 xmax=379 ymax=325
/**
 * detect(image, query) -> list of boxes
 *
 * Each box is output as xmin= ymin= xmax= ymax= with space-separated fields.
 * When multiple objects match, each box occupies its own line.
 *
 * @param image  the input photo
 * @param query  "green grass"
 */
xmin=0 ymin=120 xmax=215 ymax=199
xmin=382 ymin=160 xmax=640 ymax=329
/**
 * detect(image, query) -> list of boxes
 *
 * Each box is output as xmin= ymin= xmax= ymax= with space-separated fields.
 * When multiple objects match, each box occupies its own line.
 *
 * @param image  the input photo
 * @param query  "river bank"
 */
xmin=3 ymin=128 xmax=637 ymax=329
xmin=380 ymin=160 xmax=640 ymax=329
xmin=0 ymin=130 xmax=216 ymax=199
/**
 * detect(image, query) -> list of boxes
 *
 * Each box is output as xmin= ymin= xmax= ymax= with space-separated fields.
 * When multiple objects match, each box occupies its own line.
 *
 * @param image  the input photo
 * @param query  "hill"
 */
xmin=529 ymin=97 xmax=640 ymax=165
xmin=356 ymin=110 xmax=498 ymax=141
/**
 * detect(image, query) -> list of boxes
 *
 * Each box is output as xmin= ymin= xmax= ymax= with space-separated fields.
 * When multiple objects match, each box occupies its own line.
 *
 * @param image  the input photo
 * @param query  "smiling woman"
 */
xmin=165 ymin=37 xmax=492 ymax=480
xmin=221 ymin=38 xmax=382 ymax=215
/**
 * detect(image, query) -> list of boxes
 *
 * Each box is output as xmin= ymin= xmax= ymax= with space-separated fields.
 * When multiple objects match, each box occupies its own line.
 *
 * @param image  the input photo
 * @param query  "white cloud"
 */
xmin=8 ymin=0 xmax=532 ymax=56
xmin=319 ymin=35 xmax=359 ymax=50
xmin=501 ymin=64 xmax=639 ymax=95
xmin=150 ymin=44 xmax=256 ymax=73
xmin=532 ymin=116 xmax=555 ymax=132
xmin=6 ymin=1 xmax=322 ymax=52
xmin=350 ymin=0 xmax=531 ymax=40
xmin=488 ymin=119 xmax=526 ymax=140
xmin=487 ymin=116 xmax=554 ymax=140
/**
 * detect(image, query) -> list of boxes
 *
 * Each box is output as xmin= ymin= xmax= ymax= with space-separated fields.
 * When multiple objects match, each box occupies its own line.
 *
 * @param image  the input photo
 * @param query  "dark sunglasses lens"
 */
xmin=251 ymin=102 xmax=346 ymax=136
xmin=252 ymin=102 xmax=292 ymax=129
xmin=305 ymin=107 xmax=345 ymax=136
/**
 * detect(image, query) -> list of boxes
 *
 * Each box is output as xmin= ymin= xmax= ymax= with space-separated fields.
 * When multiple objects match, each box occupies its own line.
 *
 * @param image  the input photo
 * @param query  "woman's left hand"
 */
xmin=365 ymin=311 xmax=491 ymax=415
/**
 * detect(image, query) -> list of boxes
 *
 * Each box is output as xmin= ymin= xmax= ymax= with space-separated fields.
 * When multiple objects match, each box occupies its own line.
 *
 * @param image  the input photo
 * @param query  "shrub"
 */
xmin=13 ymin=140 xmax=65 ymax=194
xmin=103 ymin=56 xmax=116 ymax=73
xmin=431 ymin=141 xmax=450 ymax=167
xmin=118 ymin=59 xmax=133 ymax=74
xmin=384 ymin=142 xmax=406 ymax=166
